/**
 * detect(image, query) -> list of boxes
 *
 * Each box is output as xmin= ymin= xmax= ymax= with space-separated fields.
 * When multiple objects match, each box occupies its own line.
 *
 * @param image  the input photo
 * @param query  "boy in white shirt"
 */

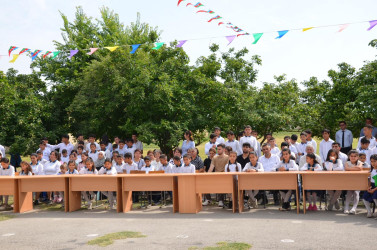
xmin=125 ymin=138 xmax=136 ymax=159
xmin=269 ymin=137 xmax=280 ymax=156
xmin=319 ymin=129 xmax=334 ymax=165
xmin=100 ymin=141 xmax=112 ymax=159
xmin=132 ymin=133 xmax=143 ymax=154
xmin=239 ymin=125 xmax=257 ymax=155
xmin=298 ymin=132 xmax=308 ymax=159
xmin=214 ymin=127 xmax=225 ymax=144
xmin=251 ymin=130 xmax=262 ymax=157
xmin=159 ymin=154 xmax=172 ymax=173
xmin=61 ymin=149 xmax=69 ymax=164
xmin=305 ymin=130 xmax=317 ymax=154
xmin=357 ymin=138 xmax=373 ymax=165
xmin=225 ymin=131 xmax=241 ymax=155
xmin=85 ymin=134 xmax=100 ymax=152
xmin=0 ymin=158 xmax=15 ymax=209
xmin=284 ymin=136 xmax=298 ymax=160
xmin=123 ymin=152 xmax=138 ymax=174
xmin=48 ymin=134 xmax=75 ymax=155
xmin=205 ymin=133 xmax=218 ymax=156
xmin=115 ymin=140 xmax=127 ymax=156
xmin=88 ymin=143 xmax=99 ymax=162
xmin=357 ymin=124 xmax=377 ymax=150
xmin=140 ymin=156 xmax=155 ymax=174
xmin=113 ymin=155 xmax=126 ymax=174
xmin=38 ymin=141 xmax=51 ymax=161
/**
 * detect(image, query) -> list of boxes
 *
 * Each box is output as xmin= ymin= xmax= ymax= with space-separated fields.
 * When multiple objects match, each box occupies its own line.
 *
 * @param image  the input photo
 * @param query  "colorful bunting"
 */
xmin=105 ymin=46 xmax=119 ymax=52
xmin=87 ymin=48 xmax=98 ymax=55
xmin=152 ymin=42 xmax=164 ymax=50
xmin=43 ymin=51 xmax=52 ymax=59
xmin=69 ymin=50 xmax=79 ymax=59
xmin=176 ymin=40 xmax=187 ymax=48
xmin=51 ymin=51 xmax=60 ymax=59
xmin=9 ymin=54 xmax=20 ymax=63
xmin=276 ymin=30 xmax=289 ymax=39
xmin=252 ymin=33 xmax=263 ymax=44
xmin=338 ymin=24 xmax=349 ymax=32
xmin=237 ymin=33 xmax=249 ymax=37
xmin=367 ymin=20 xmax=377 ymax=31
xmin=19 ymin=48 xmax=30 ymax=55
xmin=218 ymin=22 xmax=224 ymax=26
xmin=8 ymin=46 xmax=18 ymax=56
xmin=194 ymin=2 xmax=204 ymax=8
xmin=31 ymin=50 xmax=42 ymax=61
xmin=208 ymin=15 xmax=221 ymax=22
xmin=225 ymin=35 xmax=236 ymax=46
xmin=303 ymin=27 xmax=313 ymax=32
xmin=186 ymin=3 xmax=192 ymax=7
xmin=177 ymin=0 xmax=185 ymax=6
xmin=208 ymin=10 xmax=214 ymax=14
xmin=130 ymin=44 xmax=141 ymax=54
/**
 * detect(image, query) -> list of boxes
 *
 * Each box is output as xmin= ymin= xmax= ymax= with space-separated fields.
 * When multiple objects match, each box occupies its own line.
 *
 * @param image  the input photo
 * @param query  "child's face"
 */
xmin=251 ymin=132 xmax=258 ymax=138
xmin=134 ymin=151 xmax=141 ymax=159
xmin=306 ymin=156 xmax=314 ymax=164
xmin=361 ymin=143 xmax=370 ymax=150
xmin=160 ymin=158 xmax=167 ymax=165
xmin=78 ymin=148 xmax=83 ymax=153
xmin=125 ymin=157 xmax=132 ymax=164
xmin=330 ymin=152 xmax=337 ymax=159
xmin=229 ymin=153 xmax=236 ymax=163
xmin=116 ymin=157 xmax=123 ymax=164
xmin=100 ymin=144 xmax=106 ymax=151
xmin=214 ymin=129 xmax=221 ymax=136
xmin=81 ymin=154 xmax=88 ymax=161
xmin=210 ymin=137 xmax=217 ymax=143
xmin=104 ymin=162 xmax=112 ymax=169
xmin=349 ymin=153 xmax=359 ymax=163
xmin=145 ymin=160 xmax=151 ymax=166
xmin=209 ymin=150 xmax=216 ymax=158
xmin=174 ymin=150 xmax=181 ymax=157
xmin=126 ymin=141 xmax=133 ymax=148
xmin=269 ymin=140 xmax=275 ymax=147
xmin=62 ymin=152 xmax=67 ymax=157
xmin=249 ymin=154 xmax=257 ymax=163
xmin=282 ymin=151 xmax=290 ymax=161
xmin=224 ymin=149 xmax=230 ymax=155
xmin=322 ymin=132 xmax=330 ymax=140
xmin=371 ymin=158 xmax=377 ymax=169
xmin=300 ymin=135 xmax=307 ymax=142
xmin=227 ymin=134 xmax=233 ymax=141
xmin=148 ymin=152 xmax=154 ymax=158
xmin=359 ymin=155 xmax=366 ymax=163
xmin=245 ymin=128 xmax=251 ymax=135
xmin=174 ymin=159 xmax=181 ymax=166
xmin=89 ymin=137 xmax=95 ymax=143
xmin=119 ymin=142 xmax=125 ymax=149
xmin=86 ymin=162 xmax=93 ymax=169
xmin=40 ymin=144 xmax=46 ymax=150
xmin=1 ymin=162 xmax=9 ymax=169
xmin=154 ymin=152 xmax=161 ymax=159
xmin=284 ymin=138 xmax=290 ymax=143
xmin=90 ymin=145 xmax=96 ymax=152
xmin=21 ymin=164 xmax=27 ymax=171
xmin=69 ymin=163 xmax=76 ymax=171
xmin=31 ymin=156 xmax=38 ymax=163
xmin=61 ymin=167 xmax=67 ymax=173
xmin=183 ymin=157 xmax=190 ymax=165
xmin=37 ymin=154 xmax=42 ymax=160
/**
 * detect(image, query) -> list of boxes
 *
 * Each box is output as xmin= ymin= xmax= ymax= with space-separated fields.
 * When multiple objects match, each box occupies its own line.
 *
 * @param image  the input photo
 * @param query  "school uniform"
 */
xmin=44 ymin=160 xmax=61 ymax=175
xmin=254 ymin=138 xmax=262 ymax=157
xmin=134 ymin=159 xmax=145 ymax=170
xmin=0 ymin=165 xmax=15 ymax=176
xmin=61 ymin=155 xmax=69 ymax=164
xmin=133 ymin=140 xmax=143 ymax=151
xmin=125 ymin=146 xmax=136 ymax=159
xmin=325 ymin=159 xmax=344 ymax=209
xmin=205 ymin=141 xmax=218 ymax=156
xmin=159 ymin=163 xmax=173 ymax=173
xmin=307 ymin=139 xmax=317 ymax=153
xmin=172 ymin=164 xmax=195 ymax=173
xmin=169 ymin=157 xmax=183 ymax=166
xmin=49 ymin=142 xmax=74 ymax=155
xmin=357 ymin=136 xmax=377 ymax=150
xmin=344 ymin=160 xmax=363 ymax=213
xmin=19 ymin=171 xmax=32 ymax=176
xmin=338 ymin=152 xmax=348 ymax=166
xmin=276 ymin=160 xmax=298 ymax=171
xmin=67 ymin=169 xmax=79 ymax=175
xmin=98 ymin=166 xmax=117 ymax=175
xmin=258 ymin=154 xmax=280 ymax=172
xmin=299 ymin=154 xmax=322 ymax=168
xmin=85 ymin=142 xmax=100 ymax=152
xmin=79 ymin=167 xmax=98 ymax=208
xmin=123 ymin=162 xmax=138 ymax=174
xmin=38 ymin=147 xmax=51 ymax=161
xmin=357 ymin=147 xmax=373 ymax=165
xmin=225 ymin=140 xmax=241 ymax=155
xmin=270 ymin=147 xmax=281 ymax=156
xmin=297 ymin=142 xmax=308 ymax=157
xmin=242 ymin=162 xmax=263 ymax=204
xmin=216 ymin=136 xmax=226 ymax=145
xmin=289 ymin=144 xmax=298 ymax=158
xmin=76 ymin=154 xmax=82 ymax=162
xmin=224 ymin=162 xmax=242 ymax=172
xmin=324 ymin=160 xmax=344 ymax=171
xmin=182 ymin=140 xmax=195 ymax=156
xmin=31 ymin=163 xmax=44 ymax=175
xmin=79 ymin=167 xmax=98 ymax=175
xmin=98 ymin=166 xmax=117 ymax=209
xmin=363 ymin=169 xmax=377 ymax=202
xmin=319 ymin=138 xmax=334 ymax=163
xmin=151 ymin=160 xmax=162 ymax=170
xmin=38 ymin=159 xmax=48 ymax=167
xmin=101 ymin=149 xmax=112 ymax=160
xmin=300 ymin=163 xmax=323 ymax=196
xmin=115 ymin=146 xmax=127 ymax=156
xmin=335 ymin=129 xmax=353 ymax=154
xmin=88 ymin=151 xmax=99 ymax=162
xmin=140 ymin=165 xmax=155 ymax=174
xmin=238 ymin=136 xmax=257 ymax=155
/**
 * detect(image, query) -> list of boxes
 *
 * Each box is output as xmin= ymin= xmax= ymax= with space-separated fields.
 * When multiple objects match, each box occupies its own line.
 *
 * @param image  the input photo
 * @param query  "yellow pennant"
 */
xmin=105 ymin=46 xmax=119 ymax=52
xmin=9 ymin=54 xmax=20 ymax=63
xmin=302 ymin=27 xmax=314 ymax=32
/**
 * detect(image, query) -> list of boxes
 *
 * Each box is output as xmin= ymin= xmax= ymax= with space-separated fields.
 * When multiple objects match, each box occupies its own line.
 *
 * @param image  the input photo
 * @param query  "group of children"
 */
xmin=0 ymin=125 xmax=376 ymax=217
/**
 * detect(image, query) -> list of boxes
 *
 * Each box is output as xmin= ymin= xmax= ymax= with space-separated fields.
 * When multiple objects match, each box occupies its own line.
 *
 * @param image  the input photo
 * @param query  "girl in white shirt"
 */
xmin=224 ymin=151 xmax=241 ymax=209
xmin=44 ymin=151 xmax=61 ymax=202
xmin=242 ymin=152 xmax=264 ymax=209
xmin=324 ymin=149 xmax=344 ymax=211
xmin=30 ymin=153 xmax=44 ymax=175
xmin=344 ymin=150 xmax=363 ymax=214
xmin=98 ymin=159 xmax=117 ymax=209
xmin=0 ymin=158 xmax=15 ymax=208
xmin=79 ymin=158 xmax=98 ymax=209
xmin=276 ymin=148 xmax=298 ymax=211
xmin=20 ymin=161 xmax=33 ymax=176
xmin=300 ymin=153 xmax=323 ymax=211
xmin=362 ymin=154 xmax=377 ymax=218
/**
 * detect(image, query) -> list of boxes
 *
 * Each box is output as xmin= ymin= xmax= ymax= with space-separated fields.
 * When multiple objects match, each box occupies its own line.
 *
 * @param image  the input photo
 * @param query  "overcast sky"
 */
xmin=1 ymin=0 xmax=376 ymax=86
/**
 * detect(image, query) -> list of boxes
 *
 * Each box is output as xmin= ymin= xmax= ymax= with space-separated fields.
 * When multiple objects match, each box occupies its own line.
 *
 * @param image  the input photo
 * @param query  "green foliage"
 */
xmin=87 ymin=231 xmax=146 ymax=247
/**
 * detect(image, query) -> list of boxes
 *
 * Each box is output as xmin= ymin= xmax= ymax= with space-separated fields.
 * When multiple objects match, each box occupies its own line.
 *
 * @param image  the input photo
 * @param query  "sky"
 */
xmin=1 ymin=0 xmax=377 ymax=86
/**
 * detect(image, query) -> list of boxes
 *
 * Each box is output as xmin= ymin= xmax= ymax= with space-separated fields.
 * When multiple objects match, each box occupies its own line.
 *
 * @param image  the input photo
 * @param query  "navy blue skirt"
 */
xmin=363 ymin=183 xmax=377 ymax=202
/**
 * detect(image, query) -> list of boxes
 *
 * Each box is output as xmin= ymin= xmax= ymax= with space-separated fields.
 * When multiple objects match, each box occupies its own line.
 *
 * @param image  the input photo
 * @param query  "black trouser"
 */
xmin=341 ymin=146 xmax=352 ymax=155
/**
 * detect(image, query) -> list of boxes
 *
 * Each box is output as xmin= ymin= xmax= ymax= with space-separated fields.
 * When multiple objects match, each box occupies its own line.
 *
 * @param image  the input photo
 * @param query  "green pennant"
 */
xmin=51 ymin=51 xmax=61 ymax=59
xmin=252 ymin=33 xmax=263 ymax=44
xmin=152 ymin=42 xmax=164 ymax=50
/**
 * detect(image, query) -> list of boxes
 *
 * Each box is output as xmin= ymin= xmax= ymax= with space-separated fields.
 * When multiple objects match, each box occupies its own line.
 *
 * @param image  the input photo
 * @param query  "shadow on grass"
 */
xmin=87 ymin=231 xmax=146 ymax=247
xmin=0 ymin=214 xmax=14 ymax=222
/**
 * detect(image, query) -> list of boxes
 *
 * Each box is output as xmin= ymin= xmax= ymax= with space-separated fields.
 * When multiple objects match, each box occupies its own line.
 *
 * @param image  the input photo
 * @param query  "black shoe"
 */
xmin=33 ymin=200 xmax=39 ymax=205
xmin=228 ymin=201 xmax=233 ymax=209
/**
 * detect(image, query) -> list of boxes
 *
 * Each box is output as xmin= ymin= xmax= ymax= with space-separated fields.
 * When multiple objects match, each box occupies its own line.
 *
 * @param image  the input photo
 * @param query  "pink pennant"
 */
xmin=225 ymin=35 xmax=236 ymax=46
xmin=338 ymin=24 xmax=349 ymax=32
xmin=87 ymin=48 xmax=98 ymax=55
xmin=218 ymin=22 xmax=224 ymax=26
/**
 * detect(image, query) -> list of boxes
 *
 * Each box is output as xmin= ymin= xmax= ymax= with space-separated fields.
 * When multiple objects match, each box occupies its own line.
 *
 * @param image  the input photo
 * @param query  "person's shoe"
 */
xmin=202 ymin=200 xmax=210 ymax=206
xmin=327 ymin=204 xmax=333 ymax=211
xmin=307 ymin=204 xmax=313 ymax=211
xmin=367 ymin=212 xmax=373 ymax=218
xmin=349 ymin=208 xmax=356 ymax=214
xmin=344 ymin=209 xmax=349 ymax=214
xmin=312 ymin=205 xmax=318 ymax=211
xmin=110 ymin=204 xmax=114 ymax=210
xmin=88 ymin=203 xmax=93 ymax=210
xmin=218 ymin=201 xmax=224 ymax=207
xmin=251 ymin=199 xmax=258 ymax=209
xmin=57 ymin=197 xmax=63 ymax=203
xmin=334 ymin=200 xmax=340 ymax=210
xmin=33 ymin=200 xmax=39 ymax=205
xmin=228 ymin=201 xmax=233 ymax=209
xmin=53 ymin=196 xmax=59 ymax=203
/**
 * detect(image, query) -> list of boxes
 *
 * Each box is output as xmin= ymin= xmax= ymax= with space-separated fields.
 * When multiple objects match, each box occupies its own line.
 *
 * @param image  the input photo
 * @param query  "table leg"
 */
xmin=69 ymin=191 xmax=82 ymax=212
xmin=302 ymin=186 xmax=306 ymax=214
xmin=238 ymin=190 xmax=244 ymax=213
xmin=116 ymin=177 xmax=123 ymax=213
xmin=123 ymin=191 xmax=133 ymax=213
xmin=173 ymin=176 xmax=179 ymax=213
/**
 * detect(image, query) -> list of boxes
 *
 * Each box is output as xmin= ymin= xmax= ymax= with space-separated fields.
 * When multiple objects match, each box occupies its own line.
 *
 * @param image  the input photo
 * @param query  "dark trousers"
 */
xmin=341 ymin=147 xmax=352 ymax=155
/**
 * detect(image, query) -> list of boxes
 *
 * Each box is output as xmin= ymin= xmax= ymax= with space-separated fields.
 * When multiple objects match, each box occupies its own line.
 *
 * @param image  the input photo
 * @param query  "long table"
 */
xmin=301 ymin=171 xmax=370 ymax=214
xmin=0 ymin=176 xmax=19 ymax=212
xmin=237 ymin=172 xmax=300 ymax=214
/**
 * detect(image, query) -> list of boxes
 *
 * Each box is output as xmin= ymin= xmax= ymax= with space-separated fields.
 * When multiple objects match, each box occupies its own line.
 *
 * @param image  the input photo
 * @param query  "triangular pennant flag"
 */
xmin=208 ymin=15 xmax=221 ymax=22
xmin=177 ymin=0 xmax=185 ymax=6
xmin=338 ymin=24 xmax=350 ymax=32
xmin=43 ymin=51 xmax=52 ymax=59
xmin=152 ymin=42 xmax=164 ymax=50
xmin=51 ymin=51 xmax=60 ymax=59
xmin=176 ymin=40 xmax=187 ymax=48
xmin=196 ymin=10 xmax=207 ymax=13
xmin=19 ymin=48 xmax=30 ymax=55
xmin=367 ymin=20 xmax=377 ymax=31
xmin=9 ymin=54 xmax=20 ymax=63
xmin=194 ymin=2 xmax=204 ymax=8
xmin=186 ymin=3 xmax=193 ymax=7
xmin=130 ymin=44 xmax=141 ymax=54
xmin=105 ymin=46 xmax=119 ymax=52
xmin=237 ymin=33 xmax=249 ymax=37
xmin=31 ymin=50 xmax=42 ymax=61
xmin=225 ymin=35 xmax=236 ymax=46
xmin=69 ymin=50 xmax=79 ymax=59
xmin=275 ymin=30 xmax=289 ymax=39
xmin=252 ymin=33 xmax=263 ymax=44
xmin=208 ymin=10 xmax=214 ymax=14
xmin=373 ymin=174 xmax=377 ymax=183
xmin=8 ymin=46 xmax=18 ymax=57
xmin=87 ymin=48 xmax=99 ymax=55
xmin=303 ymin=27 xmax=313 ymax=32
xmin=218 ymin=22 xmax=224 ymax=26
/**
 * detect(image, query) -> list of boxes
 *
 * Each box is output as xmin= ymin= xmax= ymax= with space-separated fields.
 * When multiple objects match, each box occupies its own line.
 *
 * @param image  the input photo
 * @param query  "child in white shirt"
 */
xmin=123 ymin=153 xmax=138 ymax=174
xmin=242 ymin=152 xmax=263 ymax=208
xmin=98 ymin=159 xmax=117 ymax=209
xmin=79 ymin=158 xmax=98 ymax=210
xmin=140 ymin=156 xmax=155 ymax=173
xmin=0 ymin=158 xmax=15 ymax=209
xmin=324 ymin=149 xmax=344 ymax=211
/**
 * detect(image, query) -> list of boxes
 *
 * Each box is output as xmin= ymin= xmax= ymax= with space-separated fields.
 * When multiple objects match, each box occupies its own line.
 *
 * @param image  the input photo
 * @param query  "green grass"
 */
xmin=0 ymin=214 xmax=14 ymax=221
xmin=87 ymin=231 xmax=146 ymax=247
xmin=189 ymin=242 xmax=252 ymax=250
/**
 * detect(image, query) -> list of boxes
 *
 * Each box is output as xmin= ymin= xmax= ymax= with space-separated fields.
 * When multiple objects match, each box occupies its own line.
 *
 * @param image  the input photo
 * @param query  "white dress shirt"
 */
xmin=357 ymin=147 xmax=373 ymax=165
xmin=335 ymin=129 xmax=353 ymax=148
xmin=49 ymin=142 xmax=74 ymax=155
xmin=31 ymin=163 xmax=44 ymax=175
xmin=216 ymin=136 xmax=226 ymax=145
xmin=140 ymin=165 xmax=155 ymax=174
xmin=224 ymin=162 xmax=242 ymax=172
xmin=242 ymin=162 xmax=264 ymax=172
xmin=239 ymin=136 xmax=258 ymax=154
xmin=258 ymin=154 xmax=280 ymax=172
xmin=357 ymin=136 xmax=377 ymax=150
xmin=225 ymin=140 xmax=241 ymax=155
xmin=124 ymin=162 xmax=138 ymax=174
xmin=276 ymin=160 xmax=298 ymax=171
xmin=319 ymin=138 xmax=334 ymax=163
xmin=86 ymin=142 xmax=100 ymax=152
xmin=300 ymin=163 xmax=323 ymax=171
xmin=44 ymin=161 xmax=61 ymax=175
xmin=171 ymin=164 xmax=195 ymax=173
xmin=324 ymin=160 xmax=344 ymax=171
xmin=205 ymin=141 xmax=218 ymax=156
xmin=98 ymin=166 xmax=117 ymax=175
xmin=0 ymin=165 xmax=15 ymax=176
